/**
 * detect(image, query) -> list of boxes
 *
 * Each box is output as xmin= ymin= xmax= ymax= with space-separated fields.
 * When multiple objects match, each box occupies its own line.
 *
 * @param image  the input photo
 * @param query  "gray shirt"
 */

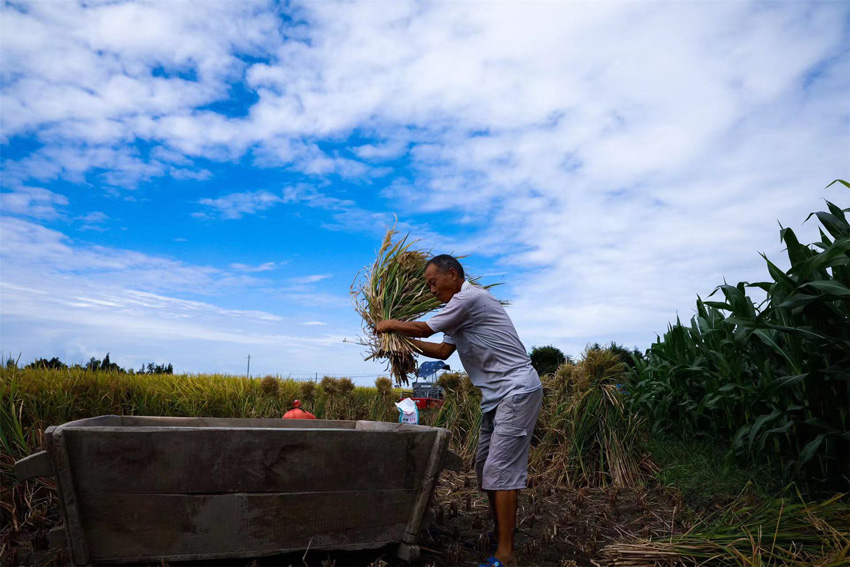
xmin=426 ymin=281 xmax=542 ymax=412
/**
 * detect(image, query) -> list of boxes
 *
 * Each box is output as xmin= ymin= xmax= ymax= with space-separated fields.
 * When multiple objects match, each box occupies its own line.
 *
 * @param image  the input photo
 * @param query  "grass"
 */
xmin=646 ymin=435 xmax=783 ymax=510
xmin=604 ymin=488 xmax=849 ymax=567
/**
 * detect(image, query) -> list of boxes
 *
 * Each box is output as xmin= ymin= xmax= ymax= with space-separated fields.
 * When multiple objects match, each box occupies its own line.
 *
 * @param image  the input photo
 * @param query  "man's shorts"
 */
xmin=475 ymin=387 xmax=543 ymax=491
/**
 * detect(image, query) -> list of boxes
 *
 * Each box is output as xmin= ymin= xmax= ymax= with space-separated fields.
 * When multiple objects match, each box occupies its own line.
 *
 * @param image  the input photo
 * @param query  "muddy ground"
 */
xmin=5 ymin=469 xmax=693 ymax=567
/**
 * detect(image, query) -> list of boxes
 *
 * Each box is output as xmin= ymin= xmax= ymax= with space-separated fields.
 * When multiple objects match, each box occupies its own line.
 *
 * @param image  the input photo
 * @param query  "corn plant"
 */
xmin=629 ymin=183 xmax=849 ymax=491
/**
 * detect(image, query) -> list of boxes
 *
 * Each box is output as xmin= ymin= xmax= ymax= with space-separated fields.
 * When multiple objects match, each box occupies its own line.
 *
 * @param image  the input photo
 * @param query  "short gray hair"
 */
xmin=426 ymin=254 xmax=465 ymax=279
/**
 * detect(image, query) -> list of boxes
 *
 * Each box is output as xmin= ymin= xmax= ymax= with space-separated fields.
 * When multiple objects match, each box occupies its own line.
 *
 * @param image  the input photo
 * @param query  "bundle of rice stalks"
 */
xmin=320 ymin=376 xmax=340 ymax=397
xmin=299 ymin=380 xmax=316 ymax=401
xmin=337 ymin=377 xmax=355 ymax=397
xmin=351 ymin=227 xmax=501 ymax=385
xmin=351 ymin=229 xmax=440 ymax=385
xmin=375 ymin=377 xmax=394 ymax=397
xmin=532 ymin=347 xmax=645 ymax=487
xmin=603 ymin=487 xmax=849 ymax=567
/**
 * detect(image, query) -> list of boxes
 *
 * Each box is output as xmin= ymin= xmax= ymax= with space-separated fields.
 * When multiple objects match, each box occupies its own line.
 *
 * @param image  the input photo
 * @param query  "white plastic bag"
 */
xmin=396 ymin=397 xmax=419 ymax=425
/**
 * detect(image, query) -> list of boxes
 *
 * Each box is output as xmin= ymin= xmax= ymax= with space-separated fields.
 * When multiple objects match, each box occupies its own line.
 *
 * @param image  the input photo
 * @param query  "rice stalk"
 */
xmin=530 ymin=347 xmax=646 ymax=488
xmin=351 ymin=226 xmax=502 ymax=385
xmin=603 ymin=486 xmax=849 ymax=566
xmin=351 ymin=228 xmax=440 ymax=385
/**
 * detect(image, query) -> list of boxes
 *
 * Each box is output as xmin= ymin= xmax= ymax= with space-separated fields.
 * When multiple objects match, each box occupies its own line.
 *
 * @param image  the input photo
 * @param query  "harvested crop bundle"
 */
xmin=351 ymin=227 xmax=502 ymax=385
xmin=351 ymin=229 xmax=440 ymax=385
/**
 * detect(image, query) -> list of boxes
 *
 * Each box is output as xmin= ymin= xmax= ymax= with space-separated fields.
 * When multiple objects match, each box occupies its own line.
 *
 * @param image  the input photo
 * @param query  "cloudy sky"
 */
xmin=1 ymin=1 xmax=848 ymax=382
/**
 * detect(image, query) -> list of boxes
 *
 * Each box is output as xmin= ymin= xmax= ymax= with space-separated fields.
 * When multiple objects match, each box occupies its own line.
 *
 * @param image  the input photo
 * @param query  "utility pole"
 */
xmin=246 ymin=355 xmax=251 ymax=378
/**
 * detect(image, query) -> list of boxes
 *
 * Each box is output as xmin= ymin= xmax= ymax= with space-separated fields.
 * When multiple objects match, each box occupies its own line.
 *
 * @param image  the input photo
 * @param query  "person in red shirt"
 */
xmin=282 ymin=400 xmax=316 ymax=420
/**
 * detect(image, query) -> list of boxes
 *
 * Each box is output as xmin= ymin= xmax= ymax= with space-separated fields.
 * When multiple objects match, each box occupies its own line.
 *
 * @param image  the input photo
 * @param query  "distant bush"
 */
xmin=529 ymin=345 xmax=568 ymax=376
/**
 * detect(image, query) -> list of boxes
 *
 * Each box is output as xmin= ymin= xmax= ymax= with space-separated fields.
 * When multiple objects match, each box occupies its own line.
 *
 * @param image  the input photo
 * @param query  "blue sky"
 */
xmin=1 ymin=1 xmax=848 ymax=383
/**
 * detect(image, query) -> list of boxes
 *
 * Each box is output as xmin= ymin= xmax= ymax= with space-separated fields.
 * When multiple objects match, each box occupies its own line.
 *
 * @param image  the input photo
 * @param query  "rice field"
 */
xmin=2 ymin=353 xmax=846 ymax=566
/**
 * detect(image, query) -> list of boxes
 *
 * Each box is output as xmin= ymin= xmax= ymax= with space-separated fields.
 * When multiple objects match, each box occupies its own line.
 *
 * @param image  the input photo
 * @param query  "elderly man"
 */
xmin=376 ymin=254 xmax=542 ymax=567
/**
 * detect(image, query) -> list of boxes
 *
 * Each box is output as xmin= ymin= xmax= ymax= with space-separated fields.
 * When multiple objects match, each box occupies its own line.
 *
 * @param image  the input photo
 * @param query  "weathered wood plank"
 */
xmin=64 ymin=415 xmax=122 ymax=428
xmin=80 ymin=490 xmax=413 ymax=562
xmin=14 ymin=451 xmax=53 ymax=482
xmin=46 ymin=426 xmax=90 ymax=565
xmin=403 ymin=428 xmax=449 ymax=543
xmin=355 ymin=420 xmax=401 ymax=431
xmin=354 ymin=421 xmax=434 ymax=432
xmin=64 ymin=427 xmax=435 ymax=494
xmin=396 ymin=542 xmax=421 ymax=562
xmin=47 ymin=526 xmax=66 ymax=550
xmin=444 ymin=450 xmax=464 ymax=472
xmin=120 ymin=416 xmax=356 ymax=429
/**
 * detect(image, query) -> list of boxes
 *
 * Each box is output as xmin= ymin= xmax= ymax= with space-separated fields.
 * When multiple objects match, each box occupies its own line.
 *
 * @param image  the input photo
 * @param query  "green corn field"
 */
xmin=628 ymin=182 xmax=849 ymax=492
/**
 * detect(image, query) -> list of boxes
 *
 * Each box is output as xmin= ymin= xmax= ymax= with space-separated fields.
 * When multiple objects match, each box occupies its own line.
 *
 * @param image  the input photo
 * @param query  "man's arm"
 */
xmin=375 ymin=320 xmax=435 ymax=338
xmin=410 ymin=339 xmax=456 ymax=361
xmin=375 ymin=320 xmax=454 ymax=360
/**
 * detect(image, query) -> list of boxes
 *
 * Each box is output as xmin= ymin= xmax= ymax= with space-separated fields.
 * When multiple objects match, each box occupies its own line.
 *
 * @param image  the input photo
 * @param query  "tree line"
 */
xmin=11 ymin=353 xmax=174 ymax=375
xmin=528 ymin=342 xmax=645 ymax=377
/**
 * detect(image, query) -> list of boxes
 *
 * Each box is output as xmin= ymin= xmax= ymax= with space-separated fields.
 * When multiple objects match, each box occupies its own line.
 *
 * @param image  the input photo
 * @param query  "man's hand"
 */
xmin=375 ymin=320 xmax=397 ymax=334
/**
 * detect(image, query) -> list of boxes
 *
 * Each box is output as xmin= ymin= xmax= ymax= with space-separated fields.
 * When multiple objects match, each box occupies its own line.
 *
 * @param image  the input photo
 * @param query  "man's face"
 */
xmin=424 ymin=264 xmax=460 ymax=303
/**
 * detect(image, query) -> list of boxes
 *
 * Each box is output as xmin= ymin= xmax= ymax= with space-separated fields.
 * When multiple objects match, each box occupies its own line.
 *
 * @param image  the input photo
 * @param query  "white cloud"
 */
xmin=0 ymin=217 xmax=385 ymax=378
xmin=77 ymin=211 xmax=109 ymax=224
xmin=352 ymin=140 xmax=408 ymax=161
xmin=0 ymin=216 xmax=263 ymax=295
xmin=230 ymin=262 xmax=278 ymax=273
xmin=0 ymin=0 xmax=281 ymax=185
xmin=288 ymin=274 xmax=331 ymax=284
xmin=1 ymin=1 xmax=847 ymax=367
xmin=197 ymin=190 xmax=283 ymax=219
xmin=0 ymin=186 xmax=68 ymax=219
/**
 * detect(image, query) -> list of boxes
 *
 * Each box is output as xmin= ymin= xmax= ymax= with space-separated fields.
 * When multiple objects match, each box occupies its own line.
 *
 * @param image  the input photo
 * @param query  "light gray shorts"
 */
xmin=475 ymin=387 xmax=543 ymax=491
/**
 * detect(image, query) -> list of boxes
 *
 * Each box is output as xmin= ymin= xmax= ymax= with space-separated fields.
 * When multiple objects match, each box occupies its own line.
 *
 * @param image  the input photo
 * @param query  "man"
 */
xmin=376 ymin=254 xmax=542 ymax=567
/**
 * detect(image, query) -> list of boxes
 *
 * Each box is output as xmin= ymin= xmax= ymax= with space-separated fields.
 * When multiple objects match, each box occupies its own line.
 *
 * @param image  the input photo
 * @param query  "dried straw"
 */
xmin=351 ymin=228 xmax=440 ymax=385
xmin=351 ymin=227 xmax=499 ymax=385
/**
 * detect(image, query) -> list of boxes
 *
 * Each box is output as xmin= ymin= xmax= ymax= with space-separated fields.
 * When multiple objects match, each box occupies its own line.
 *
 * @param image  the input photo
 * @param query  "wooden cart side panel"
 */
xmin=403 ymin=427 xmax=450 ymax=543
xmin=46 ymin=427 xmax=89 ymax=565
xmin=13 ymin=451 xmax=53 ymax=482
xmin=80 ymin=490 xmax=414 ymax=562
xmin=64 ymin=428 xmax=436 ymax=495
xmin=119 ymin=416 xmax=356 ymax=429
xmin=61 ymin=415 xmax=122 ymax=428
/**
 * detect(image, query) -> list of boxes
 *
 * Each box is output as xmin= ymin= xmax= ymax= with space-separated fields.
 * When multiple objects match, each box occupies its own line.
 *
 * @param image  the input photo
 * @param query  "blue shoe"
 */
xmin=478 ymin=556 xmax=509 ymax=567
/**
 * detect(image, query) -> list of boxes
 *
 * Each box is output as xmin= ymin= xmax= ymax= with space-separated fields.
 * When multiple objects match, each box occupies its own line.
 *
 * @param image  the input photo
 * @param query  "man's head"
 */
xmin=424 ymin=254 xmax=465 ymax=303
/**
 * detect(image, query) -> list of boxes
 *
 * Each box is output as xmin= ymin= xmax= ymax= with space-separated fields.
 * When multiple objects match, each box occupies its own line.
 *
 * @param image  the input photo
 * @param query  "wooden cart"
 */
xmin=14 ymin=415 xmax=461 ymax=565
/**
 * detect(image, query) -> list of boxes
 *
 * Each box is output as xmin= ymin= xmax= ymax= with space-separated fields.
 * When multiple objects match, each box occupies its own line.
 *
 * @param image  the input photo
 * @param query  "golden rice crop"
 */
xmin=351 ymin=227 xmax=503 ymax=385
xmin=350 ymin=228 xmax=444 ymax=385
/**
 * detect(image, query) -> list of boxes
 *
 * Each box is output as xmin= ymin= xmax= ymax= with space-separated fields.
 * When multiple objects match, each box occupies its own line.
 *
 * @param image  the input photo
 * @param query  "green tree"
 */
xmin=26 ymin=357 xmax=67 ymax=370
xmin=607 ymin=342 xmax=645 ymax=370
xmin=529 ymin=345 xmax=568 ymax=376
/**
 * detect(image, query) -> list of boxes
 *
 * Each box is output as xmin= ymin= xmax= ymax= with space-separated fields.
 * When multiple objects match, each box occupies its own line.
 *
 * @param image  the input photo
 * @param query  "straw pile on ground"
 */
xmin=351 ymin=229 xmax=442 ymax=385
